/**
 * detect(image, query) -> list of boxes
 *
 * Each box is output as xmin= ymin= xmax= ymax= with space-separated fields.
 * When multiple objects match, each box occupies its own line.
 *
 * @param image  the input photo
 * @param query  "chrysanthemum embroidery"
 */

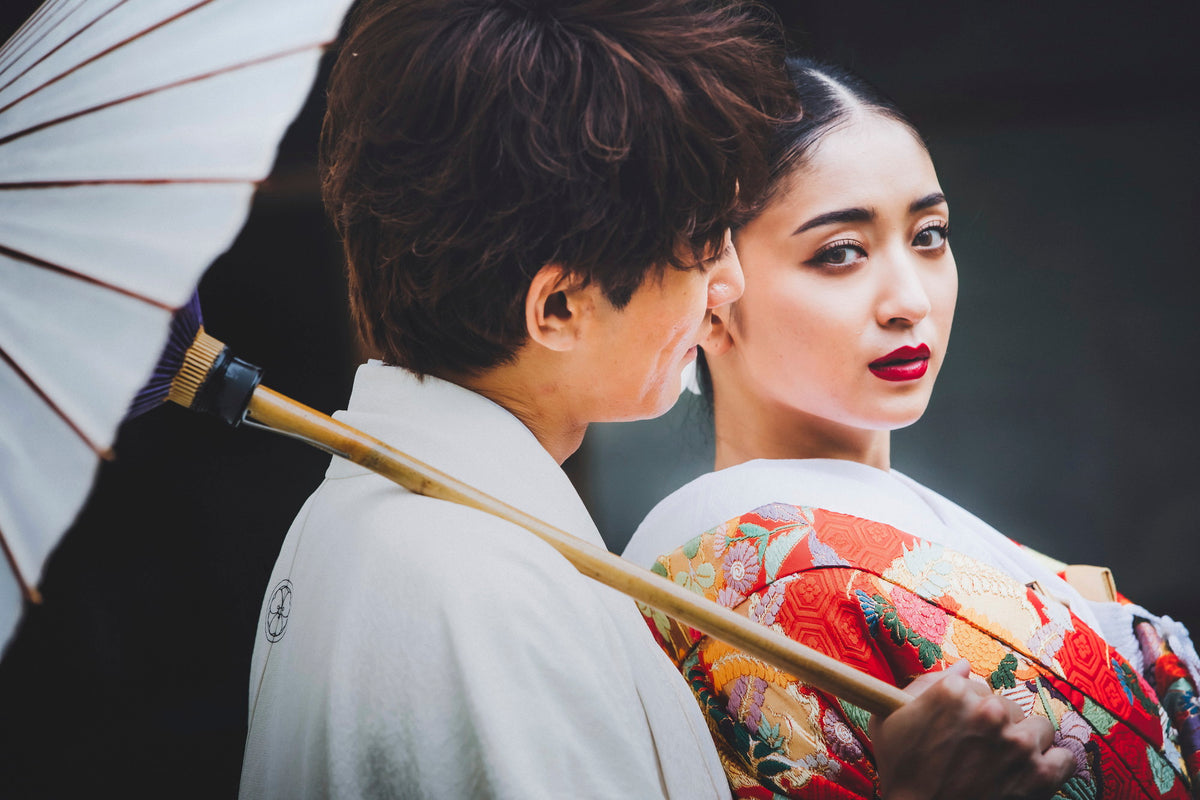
xmin=723 ymin=540 xmax=760 ymax=594
xmin=821 ymin=708 xmax=864 ymax=761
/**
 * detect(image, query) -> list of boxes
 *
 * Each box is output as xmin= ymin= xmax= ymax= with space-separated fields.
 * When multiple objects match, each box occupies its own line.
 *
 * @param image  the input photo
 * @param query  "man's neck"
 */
xmin=442 ymin=359 xmax=588 ymax=466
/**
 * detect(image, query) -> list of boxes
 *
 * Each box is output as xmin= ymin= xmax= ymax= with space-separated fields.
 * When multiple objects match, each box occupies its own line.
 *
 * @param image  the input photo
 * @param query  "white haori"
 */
xmin=241 ymin=362 xmax=728 ymax=799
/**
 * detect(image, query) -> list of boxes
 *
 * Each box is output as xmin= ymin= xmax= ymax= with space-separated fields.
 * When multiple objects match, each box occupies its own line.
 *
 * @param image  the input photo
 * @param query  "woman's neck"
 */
xmin=710 ymin=385 xmax=891 ymax=472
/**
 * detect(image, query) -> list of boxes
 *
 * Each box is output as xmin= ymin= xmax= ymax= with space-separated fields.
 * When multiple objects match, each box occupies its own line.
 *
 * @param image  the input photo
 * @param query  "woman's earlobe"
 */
xmin=525 ymin=264 xmax=580 ymax=352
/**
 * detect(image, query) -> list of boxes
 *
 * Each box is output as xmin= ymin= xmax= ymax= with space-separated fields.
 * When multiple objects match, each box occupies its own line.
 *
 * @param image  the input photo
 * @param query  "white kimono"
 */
xmin=624 ymin=457 xmax=1200 ymax=682
xmin=239 ymin=363 xmax=728 ymax=799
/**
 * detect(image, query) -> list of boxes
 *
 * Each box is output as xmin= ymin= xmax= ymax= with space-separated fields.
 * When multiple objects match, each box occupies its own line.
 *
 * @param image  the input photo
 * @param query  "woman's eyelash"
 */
xmin=810 ymin=239 xmax=866 ymax=265
xmin=916 ymin=222 xmax=951 ymax=241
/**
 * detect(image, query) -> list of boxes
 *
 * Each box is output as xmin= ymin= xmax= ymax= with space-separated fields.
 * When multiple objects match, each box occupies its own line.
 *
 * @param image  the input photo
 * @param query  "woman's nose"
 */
xmin=708 ymin=241 xmax=745 ymax=308
xmin=876 ymin=253 xmax=931 ymax=327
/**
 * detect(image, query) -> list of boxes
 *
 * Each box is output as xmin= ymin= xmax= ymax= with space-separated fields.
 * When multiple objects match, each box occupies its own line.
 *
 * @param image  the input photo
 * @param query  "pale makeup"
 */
xmin=706 ymin=114 xmax=958 ymax=470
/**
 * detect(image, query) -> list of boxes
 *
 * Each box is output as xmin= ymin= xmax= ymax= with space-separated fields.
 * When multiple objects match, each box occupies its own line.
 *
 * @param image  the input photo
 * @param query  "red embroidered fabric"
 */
xmin=643 ymin=504 xmax=1199 ymax=799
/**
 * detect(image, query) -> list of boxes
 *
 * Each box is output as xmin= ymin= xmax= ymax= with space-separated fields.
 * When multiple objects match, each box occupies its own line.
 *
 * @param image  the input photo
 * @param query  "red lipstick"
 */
xmin=869 ymin=344 xmax=930 ymax=382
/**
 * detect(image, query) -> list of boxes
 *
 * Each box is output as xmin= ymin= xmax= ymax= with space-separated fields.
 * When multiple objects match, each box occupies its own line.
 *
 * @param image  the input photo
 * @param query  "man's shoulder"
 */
xmin=300 ymin=476 xmax=591 ymax=610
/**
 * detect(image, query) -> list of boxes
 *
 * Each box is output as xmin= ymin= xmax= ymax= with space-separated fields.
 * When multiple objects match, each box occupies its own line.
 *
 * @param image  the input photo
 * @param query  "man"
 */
xmin=240 ymin=1 xmax=1074 ymax=797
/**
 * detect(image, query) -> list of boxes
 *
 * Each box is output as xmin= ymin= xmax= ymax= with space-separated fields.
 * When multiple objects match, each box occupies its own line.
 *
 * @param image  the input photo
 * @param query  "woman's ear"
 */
xmin=525 ymin=264 xmax=585 ymax=352
xmin=703 ymin=303 xmax=735 ymax=357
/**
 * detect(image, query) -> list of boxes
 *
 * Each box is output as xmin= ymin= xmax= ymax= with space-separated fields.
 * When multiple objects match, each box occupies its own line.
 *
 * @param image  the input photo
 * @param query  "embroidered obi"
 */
xmin=642 ymin=503 xmax=1200 ymax=799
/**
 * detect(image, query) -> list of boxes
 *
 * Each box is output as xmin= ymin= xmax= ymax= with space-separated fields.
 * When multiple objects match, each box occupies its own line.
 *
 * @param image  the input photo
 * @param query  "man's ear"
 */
xmin=703 ymin=302 xmax=735 ymax=357
xmin=525 ymin=264 xmax=587 ymax=352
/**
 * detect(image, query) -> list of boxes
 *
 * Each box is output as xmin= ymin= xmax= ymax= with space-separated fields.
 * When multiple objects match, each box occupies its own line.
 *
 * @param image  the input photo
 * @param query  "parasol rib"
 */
xmin=0 ymin=178 xmax=252 ymax=189
xmin=0 ymin=41 xmax=334 ymax=147
xmin=0 ymin=241 xmax=171 ymax=308
xmin=0 ymin=0 xmax=136 ymax=97
xmin=0 ymin=0 xmax=87 ymax=75
xmin=0 ymin=523 xmax=42 ymax=604
xmin=0 ymin=342 xmax=113 ymax=460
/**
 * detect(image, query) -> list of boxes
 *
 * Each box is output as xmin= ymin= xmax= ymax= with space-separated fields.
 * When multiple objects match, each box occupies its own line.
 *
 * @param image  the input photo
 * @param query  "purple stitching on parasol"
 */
xmin=124 ymin=291 xmax=203 ymax=421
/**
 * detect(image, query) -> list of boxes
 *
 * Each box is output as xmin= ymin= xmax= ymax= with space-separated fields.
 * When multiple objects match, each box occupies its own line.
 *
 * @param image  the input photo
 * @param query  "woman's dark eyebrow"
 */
xmin=792 ymin=192 xmax=947 ymax=236
xmin=910 ymin=192 xmax=947 ymax=213
xmin=792 ymin=207 xmax=872 ymax=235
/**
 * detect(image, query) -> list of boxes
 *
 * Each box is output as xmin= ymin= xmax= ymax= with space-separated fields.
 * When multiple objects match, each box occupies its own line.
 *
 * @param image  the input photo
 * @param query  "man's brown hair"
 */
xmin=322 ymin=0 xmax=792 ymax=376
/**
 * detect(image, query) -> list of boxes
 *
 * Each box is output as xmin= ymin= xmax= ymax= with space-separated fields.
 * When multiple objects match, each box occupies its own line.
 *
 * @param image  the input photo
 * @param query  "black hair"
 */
xmin=695 ymin=57 xmax=922 ymax=405
xmin=744 ymin=55 xmax=922 ymax=217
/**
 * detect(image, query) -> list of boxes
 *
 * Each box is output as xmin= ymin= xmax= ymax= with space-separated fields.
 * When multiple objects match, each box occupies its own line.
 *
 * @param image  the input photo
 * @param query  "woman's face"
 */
xmin=711 ymin=114 xmax=957 ymax=447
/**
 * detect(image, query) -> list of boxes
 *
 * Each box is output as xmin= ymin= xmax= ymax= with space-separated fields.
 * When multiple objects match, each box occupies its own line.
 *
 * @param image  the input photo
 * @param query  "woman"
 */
xmin=623 ymin=57 xmax=1200 ymax=799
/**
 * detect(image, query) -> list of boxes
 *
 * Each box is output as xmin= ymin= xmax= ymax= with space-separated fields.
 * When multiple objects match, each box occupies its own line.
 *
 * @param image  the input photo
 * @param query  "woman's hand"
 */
xmin=868 ymin=659 xmax=1076 ymax=799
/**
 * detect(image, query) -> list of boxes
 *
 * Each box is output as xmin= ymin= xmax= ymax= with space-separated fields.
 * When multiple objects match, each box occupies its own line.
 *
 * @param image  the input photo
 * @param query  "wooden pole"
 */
xmin=246 ymin=384 xmax=911 ymax=717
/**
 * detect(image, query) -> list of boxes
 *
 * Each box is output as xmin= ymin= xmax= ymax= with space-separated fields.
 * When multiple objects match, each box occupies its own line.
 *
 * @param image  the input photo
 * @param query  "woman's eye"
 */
xmin=913 ymin=224 xmax=950 ymax=249
xmin=812 ymin=242 xmax=866 ymax=268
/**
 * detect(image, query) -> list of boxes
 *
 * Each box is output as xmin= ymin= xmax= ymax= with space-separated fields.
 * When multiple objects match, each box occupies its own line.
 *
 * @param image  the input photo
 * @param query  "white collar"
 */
xmin=325 ymin=361 xmax=605 ymax=548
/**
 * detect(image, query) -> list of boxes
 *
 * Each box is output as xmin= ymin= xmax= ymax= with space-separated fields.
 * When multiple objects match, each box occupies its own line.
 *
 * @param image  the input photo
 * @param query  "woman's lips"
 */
xmin=869 ymin=344 xmax=930 ymax=382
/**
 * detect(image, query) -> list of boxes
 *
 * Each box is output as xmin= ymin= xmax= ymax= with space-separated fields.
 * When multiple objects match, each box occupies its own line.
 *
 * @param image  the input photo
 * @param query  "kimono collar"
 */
xmin=325 ymin=361 xmax=605 ymax=549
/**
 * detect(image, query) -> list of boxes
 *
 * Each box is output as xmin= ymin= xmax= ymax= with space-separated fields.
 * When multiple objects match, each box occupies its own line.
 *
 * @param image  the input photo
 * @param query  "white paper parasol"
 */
xmin=0 ymin=0 xmax=356 ymax=653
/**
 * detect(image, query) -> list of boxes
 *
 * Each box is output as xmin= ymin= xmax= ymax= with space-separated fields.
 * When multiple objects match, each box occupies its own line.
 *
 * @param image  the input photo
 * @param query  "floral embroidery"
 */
xmin=750 ymin=580 xmax=788 ymax=626
xmin=865 ymin=591 xmax=944 ymax=669
xmin=717 ymin=586 xmax=743 ymax=609
xmin=642 ymin=501 xmax=1199 ymax=799
xmin=673 ymin=560 xmax=715 ymax=595
xmin=723 ymin=540 xmax=760 ymax=595
xmin=1029 ymin=614 xmax=1071 ymax=663
xmin=900 ymin=540 xmax=954 ymax=600
xmin=756 ymin=716 xmax=787 ymax=752
xmin=856 ymin=590 xmax=881 ymax=635
xmin=1057 ymin=710 xmax=1094 ymax=781
xmin=808 ymin=530 xmax=850 ymax=568
xmin=822 ymin=708 xmax=863 ymax=761
xmin=729 ymin=674 xmax=769 ymax=732
xmin=889 ymin=585 xmax=948 ymax=643
xmin=755 ymin=503 xmax=812 ymax=525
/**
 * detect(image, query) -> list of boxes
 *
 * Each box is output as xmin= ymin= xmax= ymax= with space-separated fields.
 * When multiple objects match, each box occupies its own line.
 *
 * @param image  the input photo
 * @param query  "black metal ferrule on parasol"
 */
xmin=192 ymin=348 xmax=264 ymax=427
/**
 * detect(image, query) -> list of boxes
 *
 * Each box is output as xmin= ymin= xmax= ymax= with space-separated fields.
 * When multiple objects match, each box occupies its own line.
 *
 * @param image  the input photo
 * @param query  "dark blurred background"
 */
xmin=1 ymin=1 xmax=1197 ymax=797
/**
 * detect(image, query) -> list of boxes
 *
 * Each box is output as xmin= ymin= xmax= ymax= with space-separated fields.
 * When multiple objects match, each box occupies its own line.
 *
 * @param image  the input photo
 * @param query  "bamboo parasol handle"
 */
xmin=245 ymin=385 xmax=911 ymax=717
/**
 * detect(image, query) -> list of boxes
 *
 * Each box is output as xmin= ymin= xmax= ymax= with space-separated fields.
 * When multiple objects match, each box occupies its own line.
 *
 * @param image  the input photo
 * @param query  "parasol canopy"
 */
xmin=0 ymin=0 xmax=356 ymax=653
